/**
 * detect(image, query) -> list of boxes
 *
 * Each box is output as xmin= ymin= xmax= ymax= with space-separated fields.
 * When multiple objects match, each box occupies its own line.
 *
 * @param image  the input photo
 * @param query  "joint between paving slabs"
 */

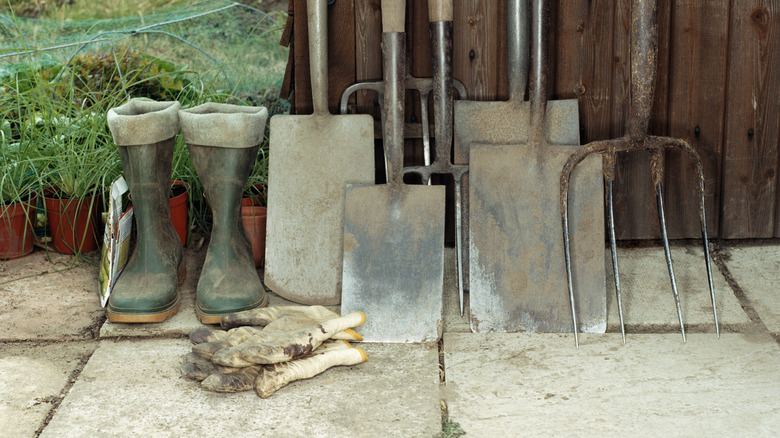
xmin=32 ymin=346 xmax=95 ymax=438
xmin=710 ymin=241 xmax=778 ymax=346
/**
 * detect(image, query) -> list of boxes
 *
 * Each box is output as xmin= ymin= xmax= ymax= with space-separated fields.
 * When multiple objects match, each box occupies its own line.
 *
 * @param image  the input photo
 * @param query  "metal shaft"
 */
xmin=607 ymin=179 xmax=626 ymax=343
xmin=656 ymin=182 xmax=686 ymax=342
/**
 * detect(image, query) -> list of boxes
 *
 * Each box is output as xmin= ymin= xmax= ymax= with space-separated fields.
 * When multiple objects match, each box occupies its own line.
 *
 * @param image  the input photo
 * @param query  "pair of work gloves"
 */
xmin=181 ymin=306 xmax=367 ymax=398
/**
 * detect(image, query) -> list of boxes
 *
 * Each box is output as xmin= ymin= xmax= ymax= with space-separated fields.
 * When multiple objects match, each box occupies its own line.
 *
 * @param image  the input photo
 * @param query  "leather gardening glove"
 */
xmin=189 ymin=306 xmax=365 ymax=366
xmin=181 ymin=339 xmax=367 ymax=397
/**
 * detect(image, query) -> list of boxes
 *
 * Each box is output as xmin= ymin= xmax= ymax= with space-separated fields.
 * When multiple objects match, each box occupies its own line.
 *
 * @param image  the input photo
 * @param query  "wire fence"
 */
xmin=0 ymin=0 xmax=289 ymax=95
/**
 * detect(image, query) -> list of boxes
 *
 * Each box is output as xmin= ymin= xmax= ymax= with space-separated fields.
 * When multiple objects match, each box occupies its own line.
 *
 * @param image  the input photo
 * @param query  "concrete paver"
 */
xmin=0 ymin=341 xmax=97 ymax=438
xmin=606 ymin=245 xmax=749 ymax=332
xmin=723 ymin=245 xmax=780 ymax=332
xmin=41 ymin=339 xmax=441 ymax=438
xmin=0 ymin=250 xmax=103 ymax=340
xmin=443 ymin=332 xmax=780 ymax=436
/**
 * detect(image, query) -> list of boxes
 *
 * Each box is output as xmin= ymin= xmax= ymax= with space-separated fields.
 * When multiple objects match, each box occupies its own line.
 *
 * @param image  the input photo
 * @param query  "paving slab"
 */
xmin=40 ymin=339 xmax=441 ymax=437
xmin=0 ymin=341 xmax=97 ymax=438
xmin=443 ymin=332 xmax=780 ymax=436
xmin=0 ymin=249 xmax=104 ymax=340
xmin=723 ymin=245 xmax=780 ymax=332
xmin=606 ymin=245 xmax=749 ymax=332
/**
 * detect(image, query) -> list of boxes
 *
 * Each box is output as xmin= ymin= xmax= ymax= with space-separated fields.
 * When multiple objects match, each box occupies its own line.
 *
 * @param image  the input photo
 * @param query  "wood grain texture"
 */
xmin=354 ymin=0 xmax=382 ymax=118
xmin=721 ymin=0 xmax=780 ymax=238
xmin=664 ymin=0 xmax=729 ymax=239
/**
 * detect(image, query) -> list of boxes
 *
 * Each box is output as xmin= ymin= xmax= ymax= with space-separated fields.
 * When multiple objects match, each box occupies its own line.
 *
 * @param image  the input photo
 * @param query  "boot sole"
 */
xmin=107 ymin=300 xmax=180 ymax=323
xmin=106 ymin=260 xmax=186 ymax=324
xmin=195 ymin=292 xmax=269 ymax=325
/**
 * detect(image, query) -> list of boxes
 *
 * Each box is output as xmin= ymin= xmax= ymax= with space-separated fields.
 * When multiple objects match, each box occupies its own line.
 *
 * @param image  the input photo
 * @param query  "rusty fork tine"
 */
xmin=651 ymin=136 xmax=720 ymax=337
xmin=604 ymin=164 xmax=626 ymax=344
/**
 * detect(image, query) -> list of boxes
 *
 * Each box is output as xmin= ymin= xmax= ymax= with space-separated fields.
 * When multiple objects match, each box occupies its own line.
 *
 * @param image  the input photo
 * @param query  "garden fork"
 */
xmin=560 ymin=0 xmax=719 ymax=346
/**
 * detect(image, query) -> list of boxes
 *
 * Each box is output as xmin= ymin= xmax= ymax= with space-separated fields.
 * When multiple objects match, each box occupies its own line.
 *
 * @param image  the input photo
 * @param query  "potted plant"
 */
xmin=0 ymin=130 xmax=39 ymax=260
xmin=241 ymin=148 xmax=268 ymax=267
xmin=39 ymin=111 xmax=120 ymax=254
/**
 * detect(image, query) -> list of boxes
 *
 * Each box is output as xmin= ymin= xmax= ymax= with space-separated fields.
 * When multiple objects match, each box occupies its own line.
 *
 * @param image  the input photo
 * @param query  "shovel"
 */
xmin=341 ymin=0 xmax=446 ymax=344
xmin=468 ymin=0 xmax=605 ymax=333
xmin=265 ymin=0 xmax=375 ymax=305
xmin=452 ymin=0 xmax=580 ymax=296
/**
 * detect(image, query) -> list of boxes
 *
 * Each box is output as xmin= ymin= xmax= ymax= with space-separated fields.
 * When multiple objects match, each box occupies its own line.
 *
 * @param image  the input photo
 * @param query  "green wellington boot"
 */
xmin=106 ymin=99 xmax=185 ymax=323
xmin=180 ymin=103 xmax=269 ymax=324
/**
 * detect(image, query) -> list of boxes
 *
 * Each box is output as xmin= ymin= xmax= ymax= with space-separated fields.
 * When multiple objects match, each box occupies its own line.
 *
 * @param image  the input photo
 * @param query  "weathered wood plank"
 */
xmin=663 ymin=0 xmax=729 ymax=239
xmin=721 ymin=0 xmax=780 ymax=238
xmin=353 ymin=0 xmax=382 ymax=118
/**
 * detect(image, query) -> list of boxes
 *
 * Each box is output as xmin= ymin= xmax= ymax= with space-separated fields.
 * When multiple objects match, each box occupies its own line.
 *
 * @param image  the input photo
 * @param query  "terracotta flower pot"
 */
xmin=241 ymin=198 xmax=266 ymax=267
xmin=169 ymin=180 xmax=189 ymax=246
xmin=0 ymin=192 xmax=37 ymax=260
xmin=44 ymin=194 xmax=99 ymax=254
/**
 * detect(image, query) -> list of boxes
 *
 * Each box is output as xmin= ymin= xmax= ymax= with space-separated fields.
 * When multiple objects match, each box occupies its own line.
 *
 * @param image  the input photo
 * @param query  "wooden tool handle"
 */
xmin=507 ymin=0 xmax=530 ymax=102
xmin=529 ymin=0 xmax=548 ymax=144
xmin=428 ymin=0 xmax=453 ymax=22
xmin=306 ymin=0 xmax=329 ymax=116
xmin=626 ymin=0 xmax=657 ymax=141
xmin=382 ymin=0 xmax=405 ymax=33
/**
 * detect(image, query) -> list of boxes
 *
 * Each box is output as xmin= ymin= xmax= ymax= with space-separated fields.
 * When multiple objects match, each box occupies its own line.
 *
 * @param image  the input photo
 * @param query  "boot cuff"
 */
xmin=179 ymin=103 xmax=268 ymax=149
xmin=107 ymin=99 xmax=180 ymax=146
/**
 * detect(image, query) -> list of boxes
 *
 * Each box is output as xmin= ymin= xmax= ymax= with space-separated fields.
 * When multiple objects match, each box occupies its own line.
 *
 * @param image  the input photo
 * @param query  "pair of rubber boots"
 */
xmin=106 ymin=99 xmax=268 ymax=324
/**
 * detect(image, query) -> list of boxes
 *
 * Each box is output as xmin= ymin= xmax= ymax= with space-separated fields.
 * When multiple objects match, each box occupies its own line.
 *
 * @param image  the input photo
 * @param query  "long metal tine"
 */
xmin=454 ymin=178 xmax=465 ymax=315
xmin=561 ymin=198 xmax=579 ymax=349
xmin=700 ymin=192 xmax=720 ymax=337
xmin=607 ymin=178 xmax=626 ymax=343
xmin=655 ymin=181 xmax=686 ymax=342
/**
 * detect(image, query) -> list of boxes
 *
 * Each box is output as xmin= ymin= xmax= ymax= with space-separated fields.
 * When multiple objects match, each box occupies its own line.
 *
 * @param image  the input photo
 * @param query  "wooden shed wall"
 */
xmin=280 ymin=0 xmax=780 ymax=240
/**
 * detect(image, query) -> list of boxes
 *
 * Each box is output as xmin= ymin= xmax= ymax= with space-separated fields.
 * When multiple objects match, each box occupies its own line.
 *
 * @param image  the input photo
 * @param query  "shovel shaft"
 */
xmin=381 ymin=0 xmax=406 ymax=185
xmin=307 ymin=0 xmax=329 ymax=116
xmin=430 ymin=12 xmax=453 ymax=165
xmin=529 ymin=0 xmax=548 ymax=145
xmin=507 ymin=0 xmax=530 ymax=102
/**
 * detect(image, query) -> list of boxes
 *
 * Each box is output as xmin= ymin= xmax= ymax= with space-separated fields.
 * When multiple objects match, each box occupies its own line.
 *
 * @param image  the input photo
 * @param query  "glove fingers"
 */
xmin=330 ymin=328 xmax=363 ymax=342
xmin=220 ymin=307 xmax=283 ymax=329
xmin=212 ymin=312 xmax=366 ymax=367
xmin=189 ymin=327 xmax=229 ymax=345
xmin=255 ymin=346 xmax=367 ymax=398
xmin=191 ymin=327 xmax=263 ymax=359
xmin=220 ymin=306 xmax=337 ymax=329
xmin=201 ymin=365 xmax=263 ymax=393
xmin=181 ymin=353 xmax=237 ymax=381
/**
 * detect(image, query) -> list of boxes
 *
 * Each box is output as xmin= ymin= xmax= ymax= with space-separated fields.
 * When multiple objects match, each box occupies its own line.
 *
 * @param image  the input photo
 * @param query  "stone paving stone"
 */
xmin=0 ymin=250 xmax=103 ymax=340
xmin=0 ymin=341 xmax=97 ymax=437
xmin=724 ymin=245 xmax=780 ymax=333
xmin=40 ymin=339 xmax=441 ymax=438
xmin=606 ymin=245 xmax=749 ymax=332
xmin=443 ymin=332 xmax=780 ymax=436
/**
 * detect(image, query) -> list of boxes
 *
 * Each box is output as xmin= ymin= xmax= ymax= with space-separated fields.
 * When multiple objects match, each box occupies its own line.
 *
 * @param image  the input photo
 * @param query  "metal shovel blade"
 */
xmin=469 ymin=129 xmax=605 ymax=333
xmin=264 ymin=0 xmax=375 ymax=305
xmin=469 ymin=0 xmax=606 ymax=333
xmin=341 ymin=183 xmax=445 ymax=344
xmin=340 ymin=1 xmax=445 ymax=344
